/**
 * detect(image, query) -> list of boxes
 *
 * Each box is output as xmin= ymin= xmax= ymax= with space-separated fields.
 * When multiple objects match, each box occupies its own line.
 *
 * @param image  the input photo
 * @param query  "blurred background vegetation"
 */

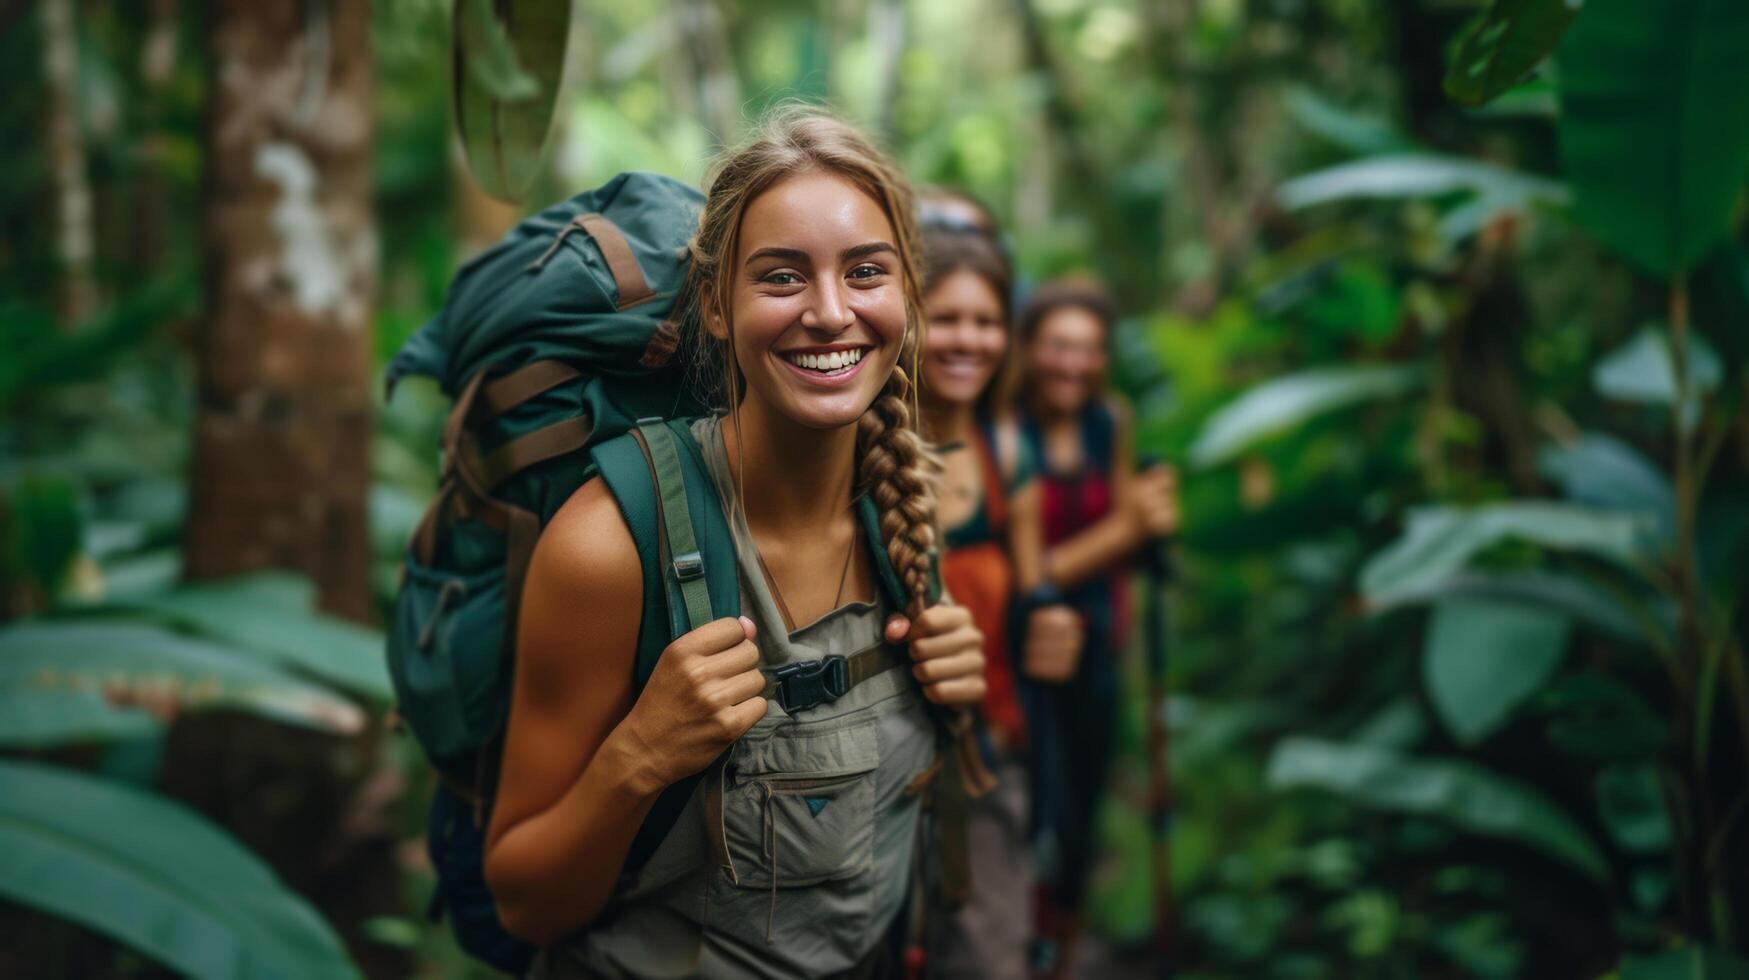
xmin=1 ymin=0 xmax=1746 ymax=977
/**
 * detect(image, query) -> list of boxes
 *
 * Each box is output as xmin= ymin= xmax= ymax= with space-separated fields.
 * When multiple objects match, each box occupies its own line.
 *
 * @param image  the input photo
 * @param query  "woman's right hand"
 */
xmin=1129 ymin=464 xmax=1179 ymax=539
xmin=1022 ymin=604 xmax=1084 ymax=683
xmin=619 ymin=615 xmax=767 ymax=790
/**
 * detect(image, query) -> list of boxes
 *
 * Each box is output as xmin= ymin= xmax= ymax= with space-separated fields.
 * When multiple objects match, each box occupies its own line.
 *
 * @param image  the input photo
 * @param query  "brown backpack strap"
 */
xmin=468 ymin=416 xmax=593 ymax=491
xmin=973 ymin=428 xmax=1009 ymax=533
xmin=528 ymin=212 xmax=656 ymax=310
xmin=481 ymin=360 xmax=581 ymax=417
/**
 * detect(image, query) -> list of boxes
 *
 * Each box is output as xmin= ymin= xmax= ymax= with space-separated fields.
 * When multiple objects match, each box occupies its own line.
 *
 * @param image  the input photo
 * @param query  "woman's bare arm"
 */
xmin=1008 ymin=479 xmax=1045 ymax=592
xmin=482 ymin=478 xmax=660 ymax=945
xmin=484 ymin=476 xmax=767 ymax=946
xmin=1042 ymin=399 xmax=1142 ymax=589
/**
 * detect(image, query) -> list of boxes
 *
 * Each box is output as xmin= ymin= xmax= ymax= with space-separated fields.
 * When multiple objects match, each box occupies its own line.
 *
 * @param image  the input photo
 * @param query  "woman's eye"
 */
xmin=848 ymin=263 xmax=885 ymax=280
xmin=762 ymin=271 xmax=801 ymax=286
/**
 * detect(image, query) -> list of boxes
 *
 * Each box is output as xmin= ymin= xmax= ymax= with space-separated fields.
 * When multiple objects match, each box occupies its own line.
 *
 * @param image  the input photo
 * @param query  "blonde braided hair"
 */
xmin=681 ymin=105 xmax=939 ymax=618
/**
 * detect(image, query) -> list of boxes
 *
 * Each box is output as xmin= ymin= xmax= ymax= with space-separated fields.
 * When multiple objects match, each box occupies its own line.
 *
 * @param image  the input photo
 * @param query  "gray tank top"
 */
xmin=531 ymin=415 xmax=938 ymax=979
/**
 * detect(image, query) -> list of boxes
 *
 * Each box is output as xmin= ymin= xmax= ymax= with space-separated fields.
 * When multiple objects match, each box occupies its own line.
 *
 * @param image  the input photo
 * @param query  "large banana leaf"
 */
xmin=0 ymin=621 xmax=364 ymax=747
xmin=1444 ymin=0 xmax=1582 ymax=107
xmin=1371 ymin=568 xmax=1654 ymax=643
xmin=453 ymin=0 xmax=573 ymax=202
xmin=1360 ymin=502 xmax=1654 ymax=608
xmin=1267 ymin=736 xmax=1609 ymax=881
xmin=1558 ymin=0 xmax=1749 ymax=277
xmin=95 ymin=573 xmax=391 ymax=703
xmin=0 ymin=759 xmax=359 ymax=979
xmin=1187 ymin=364 xmax=1424 ymax=468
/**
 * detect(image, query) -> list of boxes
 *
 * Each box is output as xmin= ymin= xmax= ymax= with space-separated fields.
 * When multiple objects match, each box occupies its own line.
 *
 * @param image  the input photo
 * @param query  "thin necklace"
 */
xmin=757 ymin=517 xmax=858 ymax=633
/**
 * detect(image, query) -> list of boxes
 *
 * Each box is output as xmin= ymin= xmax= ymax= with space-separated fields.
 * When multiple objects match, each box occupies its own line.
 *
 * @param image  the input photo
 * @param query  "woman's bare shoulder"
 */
xmin=518 ymin=477 xmax=644 ymax=685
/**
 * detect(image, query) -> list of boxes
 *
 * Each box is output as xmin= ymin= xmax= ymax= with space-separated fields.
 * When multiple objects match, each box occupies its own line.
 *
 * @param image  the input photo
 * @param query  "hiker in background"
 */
xmin=916 ymin=225 xmax=1082 ymax=979
xmin=483 ymin=108 xmax=988 ymax=978
xmin=917 ymin=188 xmax=999 ymax=238
xmin=1016 ymin=278 xmax=1178 ymax=978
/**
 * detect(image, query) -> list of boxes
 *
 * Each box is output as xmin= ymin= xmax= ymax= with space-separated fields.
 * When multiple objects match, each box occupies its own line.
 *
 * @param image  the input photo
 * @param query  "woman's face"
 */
xmin=1025 ymin=305 xmax=1108 ymax=415
xmin=921 ymin=269 xmax=1007 ymax=409
xmin=718 ymin=170 xmax=908 ymax=431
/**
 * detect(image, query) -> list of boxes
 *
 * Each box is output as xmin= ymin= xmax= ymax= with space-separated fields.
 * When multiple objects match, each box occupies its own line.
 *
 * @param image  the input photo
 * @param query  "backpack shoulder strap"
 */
xmin=855 ymin=495 xmax=942 ymax=611
xmin=590 ymin=418 xmax=740 ymax=684
xmin=589 ymin=417 xmax=740 ymax=879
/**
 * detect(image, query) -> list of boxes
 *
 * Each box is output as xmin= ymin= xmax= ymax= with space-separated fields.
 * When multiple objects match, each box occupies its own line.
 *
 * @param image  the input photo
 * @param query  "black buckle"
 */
xmin=672 ymin=550 xmax=704 ymax=582
xmin=772 ymin=656 xmax=849 ymax=713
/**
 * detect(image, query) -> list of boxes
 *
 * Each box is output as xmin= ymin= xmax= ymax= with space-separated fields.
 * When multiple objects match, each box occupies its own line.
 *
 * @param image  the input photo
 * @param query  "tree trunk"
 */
xmin=40 ymin=0 xmax=95 ymax=327
xmin=174 ymin=13 xmax=403 ymax=980
xmin=185 ymin=0 xmax=376 ymax=622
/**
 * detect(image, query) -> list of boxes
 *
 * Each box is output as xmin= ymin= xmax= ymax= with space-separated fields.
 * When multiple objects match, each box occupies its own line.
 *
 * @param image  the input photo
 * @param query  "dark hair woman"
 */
xmin=483 ymin=108 xmax=988 ymax=978
xmin=1015 ymin=277 xmax=1177 ymax=977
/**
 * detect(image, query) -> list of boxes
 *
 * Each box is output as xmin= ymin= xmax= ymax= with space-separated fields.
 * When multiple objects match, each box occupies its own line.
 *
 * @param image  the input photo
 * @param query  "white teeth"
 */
xmin=787 ymin=348 xmax=864 ymax=372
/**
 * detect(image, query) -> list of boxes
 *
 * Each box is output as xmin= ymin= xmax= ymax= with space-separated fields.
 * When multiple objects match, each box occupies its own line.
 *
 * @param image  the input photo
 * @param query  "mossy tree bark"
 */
xmin=185 ymin=0 xmax=376 ymax=623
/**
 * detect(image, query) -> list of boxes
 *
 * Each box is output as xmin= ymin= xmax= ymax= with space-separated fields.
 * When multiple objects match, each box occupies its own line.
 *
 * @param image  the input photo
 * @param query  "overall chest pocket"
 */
xmin=718 ymin=721 xmax=880 ymax=890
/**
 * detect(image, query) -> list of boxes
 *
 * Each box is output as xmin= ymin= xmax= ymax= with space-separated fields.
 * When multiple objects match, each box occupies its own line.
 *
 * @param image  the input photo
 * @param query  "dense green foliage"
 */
xmin=1 ymin=0 xmax=1745 ymax=977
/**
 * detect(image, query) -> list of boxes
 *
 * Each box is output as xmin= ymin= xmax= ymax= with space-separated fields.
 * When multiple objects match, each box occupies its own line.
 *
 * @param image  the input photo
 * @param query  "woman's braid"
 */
xmin=857 ymin=360 xmax=939 ymax=620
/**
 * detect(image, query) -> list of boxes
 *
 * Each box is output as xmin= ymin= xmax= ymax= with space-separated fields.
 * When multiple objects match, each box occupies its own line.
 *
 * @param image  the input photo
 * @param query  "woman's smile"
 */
xmin=776 ymin=343 xmax=875 ymax=385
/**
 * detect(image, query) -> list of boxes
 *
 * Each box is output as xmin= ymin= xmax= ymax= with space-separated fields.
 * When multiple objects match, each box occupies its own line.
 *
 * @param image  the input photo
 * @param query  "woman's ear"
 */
xmin=704 ymin=303 xmax=729 ymax=341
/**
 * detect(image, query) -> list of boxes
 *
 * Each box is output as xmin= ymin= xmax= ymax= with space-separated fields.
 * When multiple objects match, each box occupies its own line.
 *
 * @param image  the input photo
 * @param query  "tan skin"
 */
xmin=483 ymin=170 xmax=986 ymax=946
xmin=1023 ymin=306 xmax=1178 ymax=590
xmin=921 ymin=270 xmax=1083 ymax=681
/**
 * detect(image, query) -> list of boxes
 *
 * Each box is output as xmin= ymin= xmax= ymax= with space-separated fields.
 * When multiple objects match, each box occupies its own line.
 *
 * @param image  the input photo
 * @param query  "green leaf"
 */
xmin=0 ymin=276 xmax=197 ymax=405
xmin=1558 ymin=0 xmax=1749 ymax=277
xmin=1373 ymin=568 xmax=1650 ymax=643
xmin=1188 ymin=364 xmax=1424 ymax=468
xmin=1276 ymin=154 xmax=1568 ymax=211
xmin=1444 ymin=0 xmax=1583 ymax=107
xmin=459 ymin=0 xmax=539 ymax=101
xmin=1360 ymin=502 xmax=1654 ymax=608
xmin=1282 ymin=86 xmax=1417 ymax=155
xmin=0 ymin=760 xmax=359 ymax=980
xmin=1594 ymin=764 xmax=1671 ymax=853
xmin=1539 ymin=432 xmax=1675 ymax=546
xmin=1619 ymin=947 xmax=1749 ymax=980
xmin=1534 ymin=672 xmax=1669 ymax=764
xmin=0 ymin=621 xmax=365 ymax=745
xmin=0 ymin=688 xmax=159 ymax=747
xmin=1423 ymin=598 xmax=1572 ymax=745
xmin=95 ymin=573 xmax=391 ymax=704
xmin=1592 ymin=326 xmax=1724 ymax=431
xmin=453 ymin=0 xmax=572 ymax=202
xmin=1267 ymin=737 xmax=1609 ymax=881
xmin=0 ymin=473 xmax=85 ymax=597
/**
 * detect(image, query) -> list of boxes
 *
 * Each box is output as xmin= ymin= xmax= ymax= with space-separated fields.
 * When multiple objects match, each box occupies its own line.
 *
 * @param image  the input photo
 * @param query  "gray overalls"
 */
xmin=532 ymin=416 xmax=937 ymax=979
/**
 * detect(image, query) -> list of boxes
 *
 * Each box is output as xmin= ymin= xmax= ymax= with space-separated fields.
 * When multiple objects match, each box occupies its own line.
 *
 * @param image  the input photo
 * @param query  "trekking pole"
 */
xmin=1137 ymin=456 xmax=1176 ymax=979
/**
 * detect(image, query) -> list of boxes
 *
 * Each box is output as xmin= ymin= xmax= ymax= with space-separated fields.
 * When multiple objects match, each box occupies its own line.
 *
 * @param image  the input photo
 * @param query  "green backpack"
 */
xmin=383 ymin=172 xmax=921 ymax=974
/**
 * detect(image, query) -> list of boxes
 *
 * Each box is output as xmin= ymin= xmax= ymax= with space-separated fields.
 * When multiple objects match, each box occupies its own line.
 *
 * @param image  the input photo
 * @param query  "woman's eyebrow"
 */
xmin=742 ymin=242 xmax=896 ymax=268
xmin=743 ymin=246 xmax=809 ymax=267
xmin=842 ymin=241 xmax=895 ymax=261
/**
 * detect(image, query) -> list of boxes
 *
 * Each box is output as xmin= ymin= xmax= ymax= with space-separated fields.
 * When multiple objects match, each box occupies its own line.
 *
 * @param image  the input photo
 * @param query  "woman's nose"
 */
xmin=800 ymin=279 xmax=854 ymax=332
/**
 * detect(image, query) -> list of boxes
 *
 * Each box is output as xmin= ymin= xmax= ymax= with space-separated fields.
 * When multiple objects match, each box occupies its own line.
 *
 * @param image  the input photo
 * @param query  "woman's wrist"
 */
xmin=597 ymin=714 xmax=671 ymax=801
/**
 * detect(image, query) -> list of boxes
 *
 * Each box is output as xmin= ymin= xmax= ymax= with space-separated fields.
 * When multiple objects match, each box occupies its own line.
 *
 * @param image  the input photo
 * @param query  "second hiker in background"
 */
xmin=914 ymin=209 xmax=1082 ymax=979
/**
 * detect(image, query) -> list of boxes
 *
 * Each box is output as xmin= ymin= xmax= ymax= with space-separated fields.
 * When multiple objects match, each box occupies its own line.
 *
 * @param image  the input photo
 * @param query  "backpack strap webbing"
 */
xmin=591 ymin=419 xmax=740 ymax=877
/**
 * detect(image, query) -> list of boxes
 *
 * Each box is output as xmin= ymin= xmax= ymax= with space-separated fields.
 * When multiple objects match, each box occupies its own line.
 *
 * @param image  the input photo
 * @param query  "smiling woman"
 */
xmin=482 ymin=108 xmax=989 ymax=979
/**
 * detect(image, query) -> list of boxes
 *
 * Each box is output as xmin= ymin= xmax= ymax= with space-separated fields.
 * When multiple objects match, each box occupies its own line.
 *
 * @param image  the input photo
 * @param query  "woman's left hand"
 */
xmin=887 ymin=605 xmax=986 ymax=707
